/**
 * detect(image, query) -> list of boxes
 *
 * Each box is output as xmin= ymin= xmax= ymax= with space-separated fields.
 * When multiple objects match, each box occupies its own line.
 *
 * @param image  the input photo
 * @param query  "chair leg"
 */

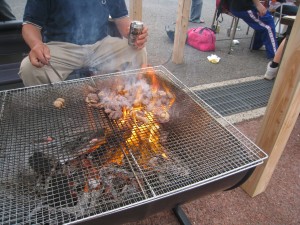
xmin=249 ymin=30 xmax=256 ymax=51
xmin=228 ymin=17 xmax=239 ymax=54
xmin=211 ymin=8 xmax=218 ymax=29
xmin=246 ymin=26 xmax=250 ymax=35
xmin=228 ymin=17 xmax=235 ymax=37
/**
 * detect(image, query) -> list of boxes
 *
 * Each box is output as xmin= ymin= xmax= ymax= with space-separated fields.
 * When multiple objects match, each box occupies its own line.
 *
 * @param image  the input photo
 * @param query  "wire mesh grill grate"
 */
xmin=0 ymin=66 xmax=267 ymax=224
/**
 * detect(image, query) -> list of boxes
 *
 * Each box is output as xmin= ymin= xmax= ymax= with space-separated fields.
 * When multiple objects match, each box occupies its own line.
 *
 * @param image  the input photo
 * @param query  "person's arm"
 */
xmin=252 ymin=0 xmax=267 ymax=16
xmin=114 ymin=17 xmax=148 ymax=49
xmin=22 ymin=24 xmax=50 ymax=67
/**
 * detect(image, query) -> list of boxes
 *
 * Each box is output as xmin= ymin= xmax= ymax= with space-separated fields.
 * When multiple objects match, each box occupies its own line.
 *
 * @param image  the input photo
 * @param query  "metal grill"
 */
xmin=0 ymin=66 xmax=267 ymax=225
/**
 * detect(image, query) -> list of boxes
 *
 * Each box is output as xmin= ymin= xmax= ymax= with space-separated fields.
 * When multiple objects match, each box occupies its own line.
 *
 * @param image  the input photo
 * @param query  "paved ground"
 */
xmin=6 ymin=1 xmax=300 ymax=225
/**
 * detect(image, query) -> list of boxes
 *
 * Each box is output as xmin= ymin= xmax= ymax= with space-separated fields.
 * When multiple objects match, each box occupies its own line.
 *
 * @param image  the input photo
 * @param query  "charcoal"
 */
xmin=29 ymin=152 xmax=53 ymax=177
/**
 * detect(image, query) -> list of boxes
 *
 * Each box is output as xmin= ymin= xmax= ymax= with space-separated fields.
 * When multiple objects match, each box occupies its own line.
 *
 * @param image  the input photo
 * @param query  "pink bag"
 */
xmin=187 ymin=27 xmax=216 ymax=52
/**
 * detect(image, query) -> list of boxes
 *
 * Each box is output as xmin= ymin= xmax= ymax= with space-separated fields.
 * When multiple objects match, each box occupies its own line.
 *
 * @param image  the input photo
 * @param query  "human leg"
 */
xmin=190 ymin=0 xmax=204 ymax=23
xmin=264 ymin=38 xmax=286 ymax=80
xmin=231 ymin=9 xmax=277 ymax=58
xmin=19 ymin=42 xmax=85 ymax=86
xmin=88 ymin=36 xmax=147 ymax=74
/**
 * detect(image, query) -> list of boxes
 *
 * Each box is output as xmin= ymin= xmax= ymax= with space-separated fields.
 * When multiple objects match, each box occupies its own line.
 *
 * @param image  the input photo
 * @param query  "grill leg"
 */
xmin=172 ymin=205 xmax=192 ymax=225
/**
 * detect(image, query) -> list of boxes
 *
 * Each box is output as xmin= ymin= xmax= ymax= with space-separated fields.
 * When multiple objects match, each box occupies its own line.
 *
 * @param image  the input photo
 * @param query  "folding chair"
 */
xmin=211 ymin=2 xmax=240 ymax=54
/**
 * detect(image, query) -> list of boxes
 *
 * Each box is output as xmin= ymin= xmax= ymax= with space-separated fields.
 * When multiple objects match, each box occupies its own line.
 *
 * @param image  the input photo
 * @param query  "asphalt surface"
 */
xmin=9 ymin=0 xmax=270 ymax=88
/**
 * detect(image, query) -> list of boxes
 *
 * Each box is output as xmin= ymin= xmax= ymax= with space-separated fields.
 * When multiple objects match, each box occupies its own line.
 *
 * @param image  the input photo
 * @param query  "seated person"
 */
xmin=227 ymin=0 xmax=278 ymax=59
xmin=264 ymin=0 xmax=298 ymax=80
xmin=19 ymin=0 xmax=148 ymax=87
xmin=0 ymin=0 xmax=16 ymax=21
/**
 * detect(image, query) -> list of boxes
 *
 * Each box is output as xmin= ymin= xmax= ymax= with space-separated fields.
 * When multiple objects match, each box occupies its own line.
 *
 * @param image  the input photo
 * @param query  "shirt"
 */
xmin=23 ymin=0 xmax=128 ymax=45
xmin=228 ymin=0 xmax=254 ymax=11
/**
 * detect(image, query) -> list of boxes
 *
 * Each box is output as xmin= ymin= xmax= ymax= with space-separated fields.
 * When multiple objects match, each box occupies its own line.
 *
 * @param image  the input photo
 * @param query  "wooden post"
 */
xmin=172 ymin=0 xmax=191 ymax=64
xmin=129 ymin=0 xmax=143 ymax=21
xmin=242 ymin=11 xmax=300 ymax=197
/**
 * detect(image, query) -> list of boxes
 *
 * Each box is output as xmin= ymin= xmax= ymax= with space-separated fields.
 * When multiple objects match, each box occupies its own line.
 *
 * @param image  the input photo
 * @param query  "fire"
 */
xmin=86 ymin=68 xmax=176 ymax=170
xmin=120 ymin=68 xmax=175 ymax=168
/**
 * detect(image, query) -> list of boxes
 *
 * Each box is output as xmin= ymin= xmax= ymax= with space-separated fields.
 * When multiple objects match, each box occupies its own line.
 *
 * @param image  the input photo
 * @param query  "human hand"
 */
xmin=256 ymin=2 xmax=267 ymax=17
xmin=135 ymin=26 xmax=148 ymax=49
xmin=29 ymin=43 xmax=51 ymax=68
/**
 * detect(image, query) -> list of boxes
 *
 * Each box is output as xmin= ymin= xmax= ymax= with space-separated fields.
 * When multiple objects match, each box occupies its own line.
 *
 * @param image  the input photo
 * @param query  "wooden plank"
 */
xmin=129 ymin=0 xmax=143 ymax=21
xmin=172 ymin=0 xmax=191 ymax=64
xmin=242 ymin=11 xmax=300 ymax=197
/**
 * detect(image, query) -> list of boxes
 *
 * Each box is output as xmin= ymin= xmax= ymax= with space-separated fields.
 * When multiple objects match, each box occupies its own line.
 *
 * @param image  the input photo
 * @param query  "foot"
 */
xmin=259 ymin=45 xmax=266 ymax=51
xmin=189 ymin=18 xmax=205 ymax=23
xmin=264 ymin=61 xmax=278 ymax=80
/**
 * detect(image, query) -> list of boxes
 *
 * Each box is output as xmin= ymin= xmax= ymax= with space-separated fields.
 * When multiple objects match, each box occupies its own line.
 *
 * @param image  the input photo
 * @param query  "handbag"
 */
xmin=186 ymin=27 xmax=216 ymax=52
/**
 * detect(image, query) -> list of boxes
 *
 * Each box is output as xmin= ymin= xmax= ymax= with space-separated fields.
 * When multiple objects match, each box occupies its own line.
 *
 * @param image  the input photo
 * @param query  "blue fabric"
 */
xmin=230 ymin=7 xmax=278 ymax=59
xmin=23 ymin=0 xmax=128 ymax=45
xmin=190 ymin=0 xmax=203 ymax=21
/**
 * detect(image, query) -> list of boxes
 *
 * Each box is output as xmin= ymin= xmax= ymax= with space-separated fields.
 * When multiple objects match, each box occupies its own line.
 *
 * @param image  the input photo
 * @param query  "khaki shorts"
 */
xmin=19 ymin=36 xmax=147 ymax=87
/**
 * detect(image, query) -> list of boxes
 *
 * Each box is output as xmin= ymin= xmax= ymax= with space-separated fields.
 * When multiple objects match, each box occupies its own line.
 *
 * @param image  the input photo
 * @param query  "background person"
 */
xmin=264 ymin=0 xmax=299 ymax=80
xmin=227 ymin=0 xmax=278 ymax=59
xmin=189 ymin=0 xmax=205 ymax=23
xmin=19 ymin=0 xmax=148 ymax=87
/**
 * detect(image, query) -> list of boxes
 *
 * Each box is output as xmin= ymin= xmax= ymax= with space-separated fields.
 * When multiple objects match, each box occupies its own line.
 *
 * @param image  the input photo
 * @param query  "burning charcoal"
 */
xmin=147 ymin=155 xmax=190 ymax=185
xmin=100 ymin=166 xmax=143 ymax=201
xmin=88 ymin=178 xmax=101 ymax=190
xmin=47 ymin=174 xmax=77 ymax=207
xmin=62 ymin=129 xmax=106 ymax=156
xmin=29 ymin=152 xmax=54 ymax=177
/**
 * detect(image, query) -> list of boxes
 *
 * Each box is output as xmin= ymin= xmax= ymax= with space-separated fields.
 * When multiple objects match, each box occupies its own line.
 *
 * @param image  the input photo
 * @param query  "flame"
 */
xmin=146 ymin=68 xmax=159 ymax=93
xmin=83 ymin=68 xmax=176 ymax=188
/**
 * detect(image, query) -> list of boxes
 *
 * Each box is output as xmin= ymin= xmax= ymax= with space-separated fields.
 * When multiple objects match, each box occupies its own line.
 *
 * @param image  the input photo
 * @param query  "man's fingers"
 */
xmin=30 ymin=57 xmax=43 ymax=68
xmin=43 ymin=45 xmax=51 ymax=61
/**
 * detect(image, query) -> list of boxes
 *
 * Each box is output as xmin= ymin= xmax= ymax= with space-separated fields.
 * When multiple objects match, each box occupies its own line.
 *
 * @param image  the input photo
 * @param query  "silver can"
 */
xmin=128 ymin=21 xmax=143 ymax=47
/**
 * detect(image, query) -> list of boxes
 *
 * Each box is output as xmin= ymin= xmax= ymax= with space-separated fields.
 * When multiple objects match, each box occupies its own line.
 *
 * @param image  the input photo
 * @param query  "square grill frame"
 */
xmin=0 ymin=66 xmax=267 ymax=225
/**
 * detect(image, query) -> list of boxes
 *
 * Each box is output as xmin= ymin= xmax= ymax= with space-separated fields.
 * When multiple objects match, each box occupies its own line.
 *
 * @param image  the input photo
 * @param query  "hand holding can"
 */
xmin=128 ymin=21 xmax=144 ymax=47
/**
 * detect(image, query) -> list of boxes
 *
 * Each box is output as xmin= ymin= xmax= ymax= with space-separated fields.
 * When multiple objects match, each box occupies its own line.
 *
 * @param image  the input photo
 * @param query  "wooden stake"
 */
xmin=242 ymin=11 xmax=300 ymax=197
xmin=172 ymin=0 xmax=191 ymax=64
xmin=129 ymin=0 xmax=143 ymax=21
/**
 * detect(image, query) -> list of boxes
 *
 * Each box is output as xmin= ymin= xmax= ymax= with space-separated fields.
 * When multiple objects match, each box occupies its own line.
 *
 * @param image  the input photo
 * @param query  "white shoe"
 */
xmin=264 ymin=62 xmax=278 ymax=80
xmin=259 ymin=45 xmax=266 ymax=51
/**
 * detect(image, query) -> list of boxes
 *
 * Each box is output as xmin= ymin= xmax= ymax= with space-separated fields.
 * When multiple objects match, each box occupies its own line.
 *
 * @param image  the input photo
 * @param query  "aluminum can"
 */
xmin=128 ymin=21 xmax=143 ymax=47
